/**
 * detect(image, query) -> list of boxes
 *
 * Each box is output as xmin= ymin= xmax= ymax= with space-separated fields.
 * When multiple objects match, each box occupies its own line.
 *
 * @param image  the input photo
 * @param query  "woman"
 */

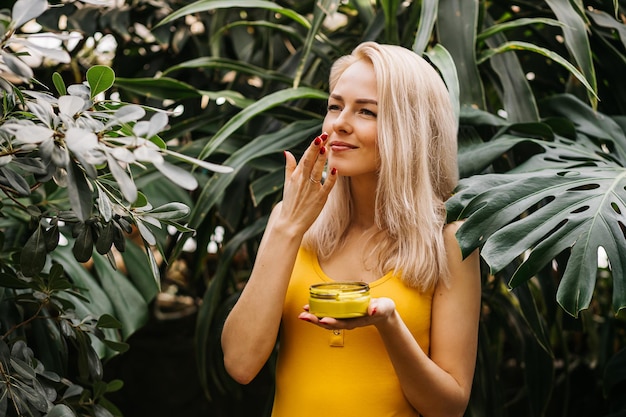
xmin=221 ymin=41 xmax=481 ymax=417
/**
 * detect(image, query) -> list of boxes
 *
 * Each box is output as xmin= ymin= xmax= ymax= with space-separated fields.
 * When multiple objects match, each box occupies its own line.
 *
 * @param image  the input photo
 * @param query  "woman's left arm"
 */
xmin=375 ymin=222 xmax=481 ymax=417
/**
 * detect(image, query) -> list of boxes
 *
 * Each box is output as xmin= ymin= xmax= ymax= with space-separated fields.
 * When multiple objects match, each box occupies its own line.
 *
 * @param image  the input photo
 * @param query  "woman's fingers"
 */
xmin=284 ymin=150 xmax=297 ymax=179
xmin=285 ymin=132 xmax=336 ymax=190
xmin=307 ymin=132 xmax=329 ymax=185
xmin=280 ymin=132 xmax=336 ymax=231
xmin=298 ymin=298 xmax=394 ymax=330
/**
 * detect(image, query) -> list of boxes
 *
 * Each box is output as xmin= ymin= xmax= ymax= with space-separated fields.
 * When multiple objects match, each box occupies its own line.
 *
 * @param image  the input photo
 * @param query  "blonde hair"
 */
xmin=303 ymin=42 xmax=458 ymax=290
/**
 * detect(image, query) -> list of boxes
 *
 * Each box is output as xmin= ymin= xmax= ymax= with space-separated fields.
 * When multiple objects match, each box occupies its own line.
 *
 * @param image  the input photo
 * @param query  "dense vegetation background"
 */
xmin=1 ymin=1 xmax=626 ymax=416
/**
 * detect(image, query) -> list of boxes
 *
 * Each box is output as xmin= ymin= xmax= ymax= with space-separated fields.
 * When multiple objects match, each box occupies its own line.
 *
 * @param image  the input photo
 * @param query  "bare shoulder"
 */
xmin=442 ymin=220 xmax=465 ymax=262
xmin=439 ymin=220 xmax=480 ymax=289
xmin=442 ymin=220 xmax=463 ymax=245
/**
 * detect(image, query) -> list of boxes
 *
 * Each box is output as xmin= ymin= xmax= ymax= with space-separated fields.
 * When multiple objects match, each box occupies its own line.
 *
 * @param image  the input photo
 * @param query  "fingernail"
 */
xmin=320 ymin=132 xmax=328 ymax=140
xmin=319 ymin=146 xmax=326 ymax=155
xmin=331 ymin=167 xmax=337 ymax=175
xmin=314 ymin=137 xmax=322 ymax=146
xmin=283 ymin=150 xmax=288 ymax=158
xmin=371 ymin=307 xmax=377 ymax=316
xmin=300 ymin=317 xmax=311 ymax=322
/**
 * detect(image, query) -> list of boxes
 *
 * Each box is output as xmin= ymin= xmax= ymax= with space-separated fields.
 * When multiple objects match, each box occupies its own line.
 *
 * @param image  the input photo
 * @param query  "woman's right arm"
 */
xmin=221 ymin=133 xmax=335 ymax=384
xmin=220 ymin=203 xmax=303 ymax=384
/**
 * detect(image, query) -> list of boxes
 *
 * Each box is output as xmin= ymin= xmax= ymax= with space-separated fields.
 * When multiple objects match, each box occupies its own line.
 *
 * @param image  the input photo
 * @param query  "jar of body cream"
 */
xmin=308 ymin=282 xmax=370 ymax=318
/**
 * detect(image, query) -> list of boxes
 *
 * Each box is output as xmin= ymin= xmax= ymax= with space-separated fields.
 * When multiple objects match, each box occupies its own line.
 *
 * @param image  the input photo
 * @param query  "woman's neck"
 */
xmin=348 ymin=174 xmax=379 ymax=231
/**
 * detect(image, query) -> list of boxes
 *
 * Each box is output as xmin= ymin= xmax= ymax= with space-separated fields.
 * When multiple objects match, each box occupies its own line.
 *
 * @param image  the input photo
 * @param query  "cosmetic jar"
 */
xmin=308 ymin=282 xmax=370 ymax=318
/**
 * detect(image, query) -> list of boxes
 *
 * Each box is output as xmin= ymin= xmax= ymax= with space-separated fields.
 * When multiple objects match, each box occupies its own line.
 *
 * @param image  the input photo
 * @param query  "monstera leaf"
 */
xmin=448 ymin=94 xmax=626 ymax=316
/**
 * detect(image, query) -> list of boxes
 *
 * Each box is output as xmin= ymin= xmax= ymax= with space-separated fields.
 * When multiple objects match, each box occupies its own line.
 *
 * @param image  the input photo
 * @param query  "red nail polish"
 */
xmin=371 ymin=307 xmax=377 ymax=316
xmin=314 ymin=137 xmax=322 ymax=146
xmin=300 ymin=317 xmax=311 ymax=322
xmin=331 ymin=167 xmax=337 ymax=175
xmin=319 ymin=146 xmax=326 ymax=155
xmin=320 ymin=132 xmax=328 ymax=140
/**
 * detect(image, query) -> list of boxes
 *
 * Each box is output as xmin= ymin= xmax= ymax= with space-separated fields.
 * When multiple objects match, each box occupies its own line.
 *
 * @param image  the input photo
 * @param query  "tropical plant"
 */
xmin=0 ymin=0 xmax=231 ymax=415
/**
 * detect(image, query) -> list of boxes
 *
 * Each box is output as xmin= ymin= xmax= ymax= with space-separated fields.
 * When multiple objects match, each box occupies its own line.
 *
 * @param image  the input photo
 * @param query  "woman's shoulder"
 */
xmin=442 ymin=220 xmax=464 ymax=248
xmin=439 ymin=220 xmax=480 ymax=288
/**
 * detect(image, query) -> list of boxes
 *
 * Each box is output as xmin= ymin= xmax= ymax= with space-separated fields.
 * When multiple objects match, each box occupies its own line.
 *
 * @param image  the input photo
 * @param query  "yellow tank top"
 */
xmin=271 ymin=247 xmax=434 ymax=417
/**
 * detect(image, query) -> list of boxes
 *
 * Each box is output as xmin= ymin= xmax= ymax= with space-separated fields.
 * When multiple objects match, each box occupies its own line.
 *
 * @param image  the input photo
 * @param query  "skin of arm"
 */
xmin=221 ymin=133 xmax=336 ymax=384
xmin=298 ymin=222 xmax=481 ymax=417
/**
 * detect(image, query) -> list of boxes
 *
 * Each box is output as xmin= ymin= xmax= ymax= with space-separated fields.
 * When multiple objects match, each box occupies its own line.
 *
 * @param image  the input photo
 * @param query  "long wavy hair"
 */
xmin=302 ymin=42 xmax=458 ymax=290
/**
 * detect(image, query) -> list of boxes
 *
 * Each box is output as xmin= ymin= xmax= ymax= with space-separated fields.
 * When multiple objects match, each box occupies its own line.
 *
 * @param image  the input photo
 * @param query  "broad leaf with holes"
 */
xmin=448 ymin=94 xmax=626 ymax=316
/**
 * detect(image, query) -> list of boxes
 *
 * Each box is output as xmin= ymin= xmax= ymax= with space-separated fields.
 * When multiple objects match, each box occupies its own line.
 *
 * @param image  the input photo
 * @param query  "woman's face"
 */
xmin=323 ymin=59 xmax=379 ymax=179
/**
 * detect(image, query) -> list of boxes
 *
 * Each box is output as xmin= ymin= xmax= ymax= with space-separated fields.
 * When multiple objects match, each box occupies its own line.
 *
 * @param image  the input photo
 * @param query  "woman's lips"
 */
xmin=329 ymin=141 xmax=357 ymax=152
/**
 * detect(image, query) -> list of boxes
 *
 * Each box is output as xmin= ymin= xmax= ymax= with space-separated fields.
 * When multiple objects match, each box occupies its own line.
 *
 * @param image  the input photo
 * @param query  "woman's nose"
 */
xmin=332 ymin=110 xmax=352 ymax=134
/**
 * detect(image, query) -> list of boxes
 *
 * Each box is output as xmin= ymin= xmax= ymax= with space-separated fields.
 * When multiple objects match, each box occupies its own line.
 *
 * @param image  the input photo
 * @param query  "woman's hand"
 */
xmin=279 ymin=132 xmax=338 ymax=235
xmin=297 ymin=297 xmax=396 ymax=330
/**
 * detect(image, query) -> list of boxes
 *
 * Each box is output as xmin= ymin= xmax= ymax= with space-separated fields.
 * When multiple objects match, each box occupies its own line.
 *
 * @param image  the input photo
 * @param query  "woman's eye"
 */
xmin=360 ymin=108 xmax=377 ymax=117
xmin=327 ymin=104 xmax=341 ymax=111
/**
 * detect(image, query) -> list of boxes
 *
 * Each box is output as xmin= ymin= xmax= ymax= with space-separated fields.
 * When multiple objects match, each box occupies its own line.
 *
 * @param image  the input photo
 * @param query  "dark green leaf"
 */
xmin=21 ymin=224 xmax=47 ymax=277
xmin=44 ymin=224 xmax=60 ymax=252
xmin=47 ymin=263 xmax=71 ymax=291
xmin=450 ymin=165 xmax=626 ymax=316
xmin=82 ymin=339 xmax=104 ymax=382
xmin=95 ymin=222 xmax=115 ymax=255
xmin=66 ymin=160 xmax=93 ymax=222
xmin=96 ymin=313 xmax=122 ymax=329
xmin=72 ymin=223 xmax=94 ymax=263
xmin=111 ymin=222 xmax=126 ymax=252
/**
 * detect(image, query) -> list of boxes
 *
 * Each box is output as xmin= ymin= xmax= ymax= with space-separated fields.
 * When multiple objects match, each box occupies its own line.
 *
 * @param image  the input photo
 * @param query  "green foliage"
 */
xmin=0 ymin=0 xmax=231 ymax=415
xmin=448 ymin=95 xmax=626 ymax=316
